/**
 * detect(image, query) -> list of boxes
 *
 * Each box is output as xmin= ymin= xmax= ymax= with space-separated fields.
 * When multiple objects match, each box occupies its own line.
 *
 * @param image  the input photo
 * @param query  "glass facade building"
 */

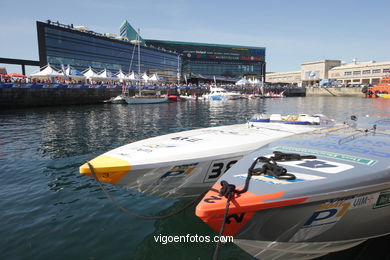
xmin=145 ymin=40 xmax=266 ymax=82
xmin=37 ymin=21 xmax=180 ymax=81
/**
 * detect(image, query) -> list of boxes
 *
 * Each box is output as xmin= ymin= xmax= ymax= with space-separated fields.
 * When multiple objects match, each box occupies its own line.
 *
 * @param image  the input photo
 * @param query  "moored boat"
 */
xmin=364 ymin=74 xmax=390 ymax=98
xmin=125 ymin=90 xmax=168 ymax=104
xmin=203 ymin=87 xmax=241 ymax=100
xmin=108 ymin=95 xmax=126 ymax=104
xmin=80 ymin=114 xmax=335 ymax=198
xmin=196 ymin=116 xmax=390 ymax=259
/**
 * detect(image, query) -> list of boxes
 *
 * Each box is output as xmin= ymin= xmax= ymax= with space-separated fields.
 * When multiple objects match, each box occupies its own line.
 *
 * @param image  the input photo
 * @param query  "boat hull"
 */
xmin=195 ymin=117 xmax=390 ymax=259
xmin=125 ymin=96 xmax=168 ymax=104
xmin=80 ymin=120 xmax=334 ymax=198
xmin=234 ymin=188 xmax=390 ymax=260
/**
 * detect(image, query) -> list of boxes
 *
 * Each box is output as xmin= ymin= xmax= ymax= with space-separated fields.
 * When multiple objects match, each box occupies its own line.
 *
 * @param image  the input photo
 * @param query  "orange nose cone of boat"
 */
xmin=79 ymin=155 xmax=131 ymax=184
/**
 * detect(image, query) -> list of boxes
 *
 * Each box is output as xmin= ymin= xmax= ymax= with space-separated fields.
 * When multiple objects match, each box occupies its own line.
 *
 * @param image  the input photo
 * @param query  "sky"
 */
xmin=1 ymin=0 xmax=390 ymax=74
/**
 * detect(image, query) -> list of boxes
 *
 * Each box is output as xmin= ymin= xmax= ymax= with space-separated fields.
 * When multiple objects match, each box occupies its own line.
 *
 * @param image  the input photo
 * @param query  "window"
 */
xmin=383 ymin=68 xmax=390 ymax=73
xmin=353 ymin=71 xmax=361 ymax=75
xmin=344 ymin=71 xmax=352 ymax=76
xmin=362 ymin=70 xmax=370 ymax=74
xmin=372 ymin=69 xmax=381 ymax=74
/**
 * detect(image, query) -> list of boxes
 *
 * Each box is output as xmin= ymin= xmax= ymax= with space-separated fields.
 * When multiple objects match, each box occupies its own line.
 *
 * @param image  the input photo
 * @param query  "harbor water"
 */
xmin=1 ymin=97 xmax=389 ymax=260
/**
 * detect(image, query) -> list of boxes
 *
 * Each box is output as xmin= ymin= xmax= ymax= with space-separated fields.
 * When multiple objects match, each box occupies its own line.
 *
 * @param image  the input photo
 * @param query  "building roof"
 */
xmin=300 ymin=59 xmax=341 ymax=65
xmin=120 ymin=20 xmax=144 ymax=45
xmin=330 ymin=61 xmax=390 ymax=70
xmin=145 ymin=39 xmax=265 ymax=50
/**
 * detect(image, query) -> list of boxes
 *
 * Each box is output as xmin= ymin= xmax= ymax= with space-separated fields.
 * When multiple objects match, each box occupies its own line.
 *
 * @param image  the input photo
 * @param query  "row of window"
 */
xmin=185 ymin=63 xmax=261 ymax=77
xmin=344 ymin=68 xmax=389 ymax=76
xmin=43 ymin=27 xmax=180 ymax=80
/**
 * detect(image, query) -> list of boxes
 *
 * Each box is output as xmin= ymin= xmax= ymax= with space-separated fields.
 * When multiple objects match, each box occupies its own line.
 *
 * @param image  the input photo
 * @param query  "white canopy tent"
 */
xmin=248 ymin=78 xmax=261 ymax=85
xmin=116 ymin=70 xmax=129 ymax=82
xmin=83 ymin=67 xmax=101 ymax=80
xmin=64 ymin=65 xmax=86 ymax=80
xmin=128 ymin=71 xmax=140 ymax=81
xmin=149 ymin=73 xmax=163 ymax=82
xmin=235 ymin=77 xmax=250 ymax=86
xmin=141 ymin=72 xmax=150 ymax=82
xmin=30 ymin=64 xmax=65 ymax=78
xmin=97 ymin=69 xmax=118 ymax=81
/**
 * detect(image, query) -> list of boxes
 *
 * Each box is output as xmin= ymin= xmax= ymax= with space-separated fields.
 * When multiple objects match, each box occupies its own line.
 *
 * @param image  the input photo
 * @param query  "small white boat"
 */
xmin=125 ymin=96 xmax=168 ymax=104
xmin=125 ymin=90 xmax=168 ymax=104
xmin=179 ymin=94 xmax=198 ymax=100
xmin=110 ymin=95 xmax=126 ymax=104
xmin=196 ymin=116 xmax=390 ymax=260
xmin=203 ymin=87 xmax=241 ymax=100
xmin=80 ymin=114 xmax=335 ymax=198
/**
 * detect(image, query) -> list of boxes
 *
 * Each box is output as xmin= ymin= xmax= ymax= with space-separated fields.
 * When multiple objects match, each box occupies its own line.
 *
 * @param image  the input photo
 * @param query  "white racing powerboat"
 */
xmin=196 ymin=116 xmax=390 ymax=259
xmin=80 ymin=114 xmax=335 ymax=198
xmin=202 ymin=87 xmax=241 ymax=100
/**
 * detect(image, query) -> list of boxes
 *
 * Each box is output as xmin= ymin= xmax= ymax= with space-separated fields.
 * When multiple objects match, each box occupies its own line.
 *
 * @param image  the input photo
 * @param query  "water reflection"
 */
xmin=1 ymin=97 xmax=390 ymax=260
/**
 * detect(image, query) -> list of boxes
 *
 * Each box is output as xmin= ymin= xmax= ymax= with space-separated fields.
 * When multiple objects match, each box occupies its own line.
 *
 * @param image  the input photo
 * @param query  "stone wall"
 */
xmin=0 ymin=88 xmax=122 ymax=108
xmin=305 ymin=87 xmax=364 ymax=97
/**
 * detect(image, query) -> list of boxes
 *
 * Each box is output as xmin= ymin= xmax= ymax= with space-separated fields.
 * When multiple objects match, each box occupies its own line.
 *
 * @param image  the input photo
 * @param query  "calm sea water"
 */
xmin=1 ymin=97 xmax=389 ymax=260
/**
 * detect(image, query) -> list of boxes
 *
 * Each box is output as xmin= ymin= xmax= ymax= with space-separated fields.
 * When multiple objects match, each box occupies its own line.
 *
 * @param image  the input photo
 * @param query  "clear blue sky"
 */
xmin=1 ymin=0 xmax=390 ymax=74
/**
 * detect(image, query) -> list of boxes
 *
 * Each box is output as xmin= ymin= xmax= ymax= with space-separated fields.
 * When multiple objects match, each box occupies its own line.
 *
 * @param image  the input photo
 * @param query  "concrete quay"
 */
xmin=0 ymin=88 xmax=122 ymax=108
xmin=305 ymin=87 xmax=364 ymax=97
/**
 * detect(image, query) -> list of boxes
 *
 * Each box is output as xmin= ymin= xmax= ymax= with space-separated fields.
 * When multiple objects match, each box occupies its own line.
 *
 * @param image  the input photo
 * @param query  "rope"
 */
xmin=212 ymin=188 xmax=232 ymax=260
xmin=88 ymin=163 xmax=206 ymax=220
xmin=211 ymin=151 xmax=316 ymax=259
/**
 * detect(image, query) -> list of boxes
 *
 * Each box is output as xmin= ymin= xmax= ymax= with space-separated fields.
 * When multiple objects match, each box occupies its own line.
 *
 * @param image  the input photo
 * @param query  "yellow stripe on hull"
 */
xmin=378 ymin=94 xmax=390 ymax=99
xmin=79 ymin=155 xmax=131 ymax=184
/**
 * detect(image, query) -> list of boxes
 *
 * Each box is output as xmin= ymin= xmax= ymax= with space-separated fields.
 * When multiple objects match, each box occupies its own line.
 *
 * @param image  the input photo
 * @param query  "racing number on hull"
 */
xmin=203 ymin=157 xmax=241 ymax=183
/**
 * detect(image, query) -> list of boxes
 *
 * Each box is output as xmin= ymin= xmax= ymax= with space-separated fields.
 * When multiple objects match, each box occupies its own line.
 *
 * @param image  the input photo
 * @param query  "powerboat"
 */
xmin=125 ymin=90 xmax=168 ymax=104
xmin=80 ymin=114 xmax=335 ymax=198
xmin=196 ymin=116 xmax=390 ymax=259
xmin=109 ymin=95 xmax=126 ymax=104
xmin=203 ymin=87 xmax=241 ymax=100
xmin=364 ymin=73 xmax=390 ymax=98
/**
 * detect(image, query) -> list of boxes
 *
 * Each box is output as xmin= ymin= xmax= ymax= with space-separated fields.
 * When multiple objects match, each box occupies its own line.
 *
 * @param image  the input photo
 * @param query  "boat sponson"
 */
xmin=195 ymin=183 xmax=307 ymax=236
xmin=79 ymin=155 xmax=131 ymax=184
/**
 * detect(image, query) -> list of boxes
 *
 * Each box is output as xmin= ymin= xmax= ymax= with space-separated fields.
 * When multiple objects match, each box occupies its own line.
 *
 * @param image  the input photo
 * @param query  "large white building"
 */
xmin=267 ymin=60 xmax=390 ymax=87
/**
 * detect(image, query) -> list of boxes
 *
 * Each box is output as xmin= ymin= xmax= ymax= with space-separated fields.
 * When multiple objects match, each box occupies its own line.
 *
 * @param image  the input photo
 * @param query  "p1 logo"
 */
xmin=160 ymin=163 xmax=198 ymax=179
xmin=304 ymin=199 xmax=351 ymax=227
xmin=290 ymin=198 xmax=352 ymax=241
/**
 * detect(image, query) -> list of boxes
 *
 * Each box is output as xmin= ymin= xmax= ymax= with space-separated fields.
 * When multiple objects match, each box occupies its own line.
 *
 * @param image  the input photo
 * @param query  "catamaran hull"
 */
xmin=80 ymin=118 xmax=334 ymax=198
xmin=234 ymin=188 xmax=390 ymax=260
xmin=195 ymin=117 xmax=390 ymax=259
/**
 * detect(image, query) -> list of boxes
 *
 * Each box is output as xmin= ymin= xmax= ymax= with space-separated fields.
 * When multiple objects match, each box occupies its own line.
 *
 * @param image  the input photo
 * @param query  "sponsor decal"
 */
xmin=233 ymin=172 xmax=324 ymax=185
xmin=290 ymin=197 xmax=352 ymax=241
xmin=277 ymin=158 xmax=354 ymax=174
xmin=129 ymin=144 xmax=176 ymax=153
xmin=160 ymin=163 xmax=198 ymax=179
xmin=143 ymin=144 xmax=176 ymax=149
xmin=171 ymin=136 xmax=202 ymax=142
xmin=352 ymin=194 xmax=378 ymax=209
xmin=290 ymin=193 xmax=379 ymax=242
xmin=373 ymin=190 xmax=390 ymax=209
xmin=273 ymin=146 xmax=377 ymax=166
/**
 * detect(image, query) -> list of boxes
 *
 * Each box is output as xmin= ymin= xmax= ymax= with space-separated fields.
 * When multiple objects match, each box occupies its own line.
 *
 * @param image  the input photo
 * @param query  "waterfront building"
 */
xmin=266 ymin=59 xmax=390 ymax=87
xmin=37 ymin=21 xmax=180 ymax=82
xmin=266 ymin=71 xmax=301 ymax=85
xmin=120 ymin=21 xmax=266 ymax=83
xmin=144 ymin=40 xmax=266 ymax=84
xmin=328 ymin=60 xmax=390 ymax=85
xmin=36 ymin=20 xmax=266 ymax=84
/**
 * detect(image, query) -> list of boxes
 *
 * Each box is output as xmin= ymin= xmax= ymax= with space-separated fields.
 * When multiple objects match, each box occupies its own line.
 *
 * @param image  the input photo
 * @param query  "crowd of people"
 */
xmin=0 ymin=74 xmax=302 ymax=90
